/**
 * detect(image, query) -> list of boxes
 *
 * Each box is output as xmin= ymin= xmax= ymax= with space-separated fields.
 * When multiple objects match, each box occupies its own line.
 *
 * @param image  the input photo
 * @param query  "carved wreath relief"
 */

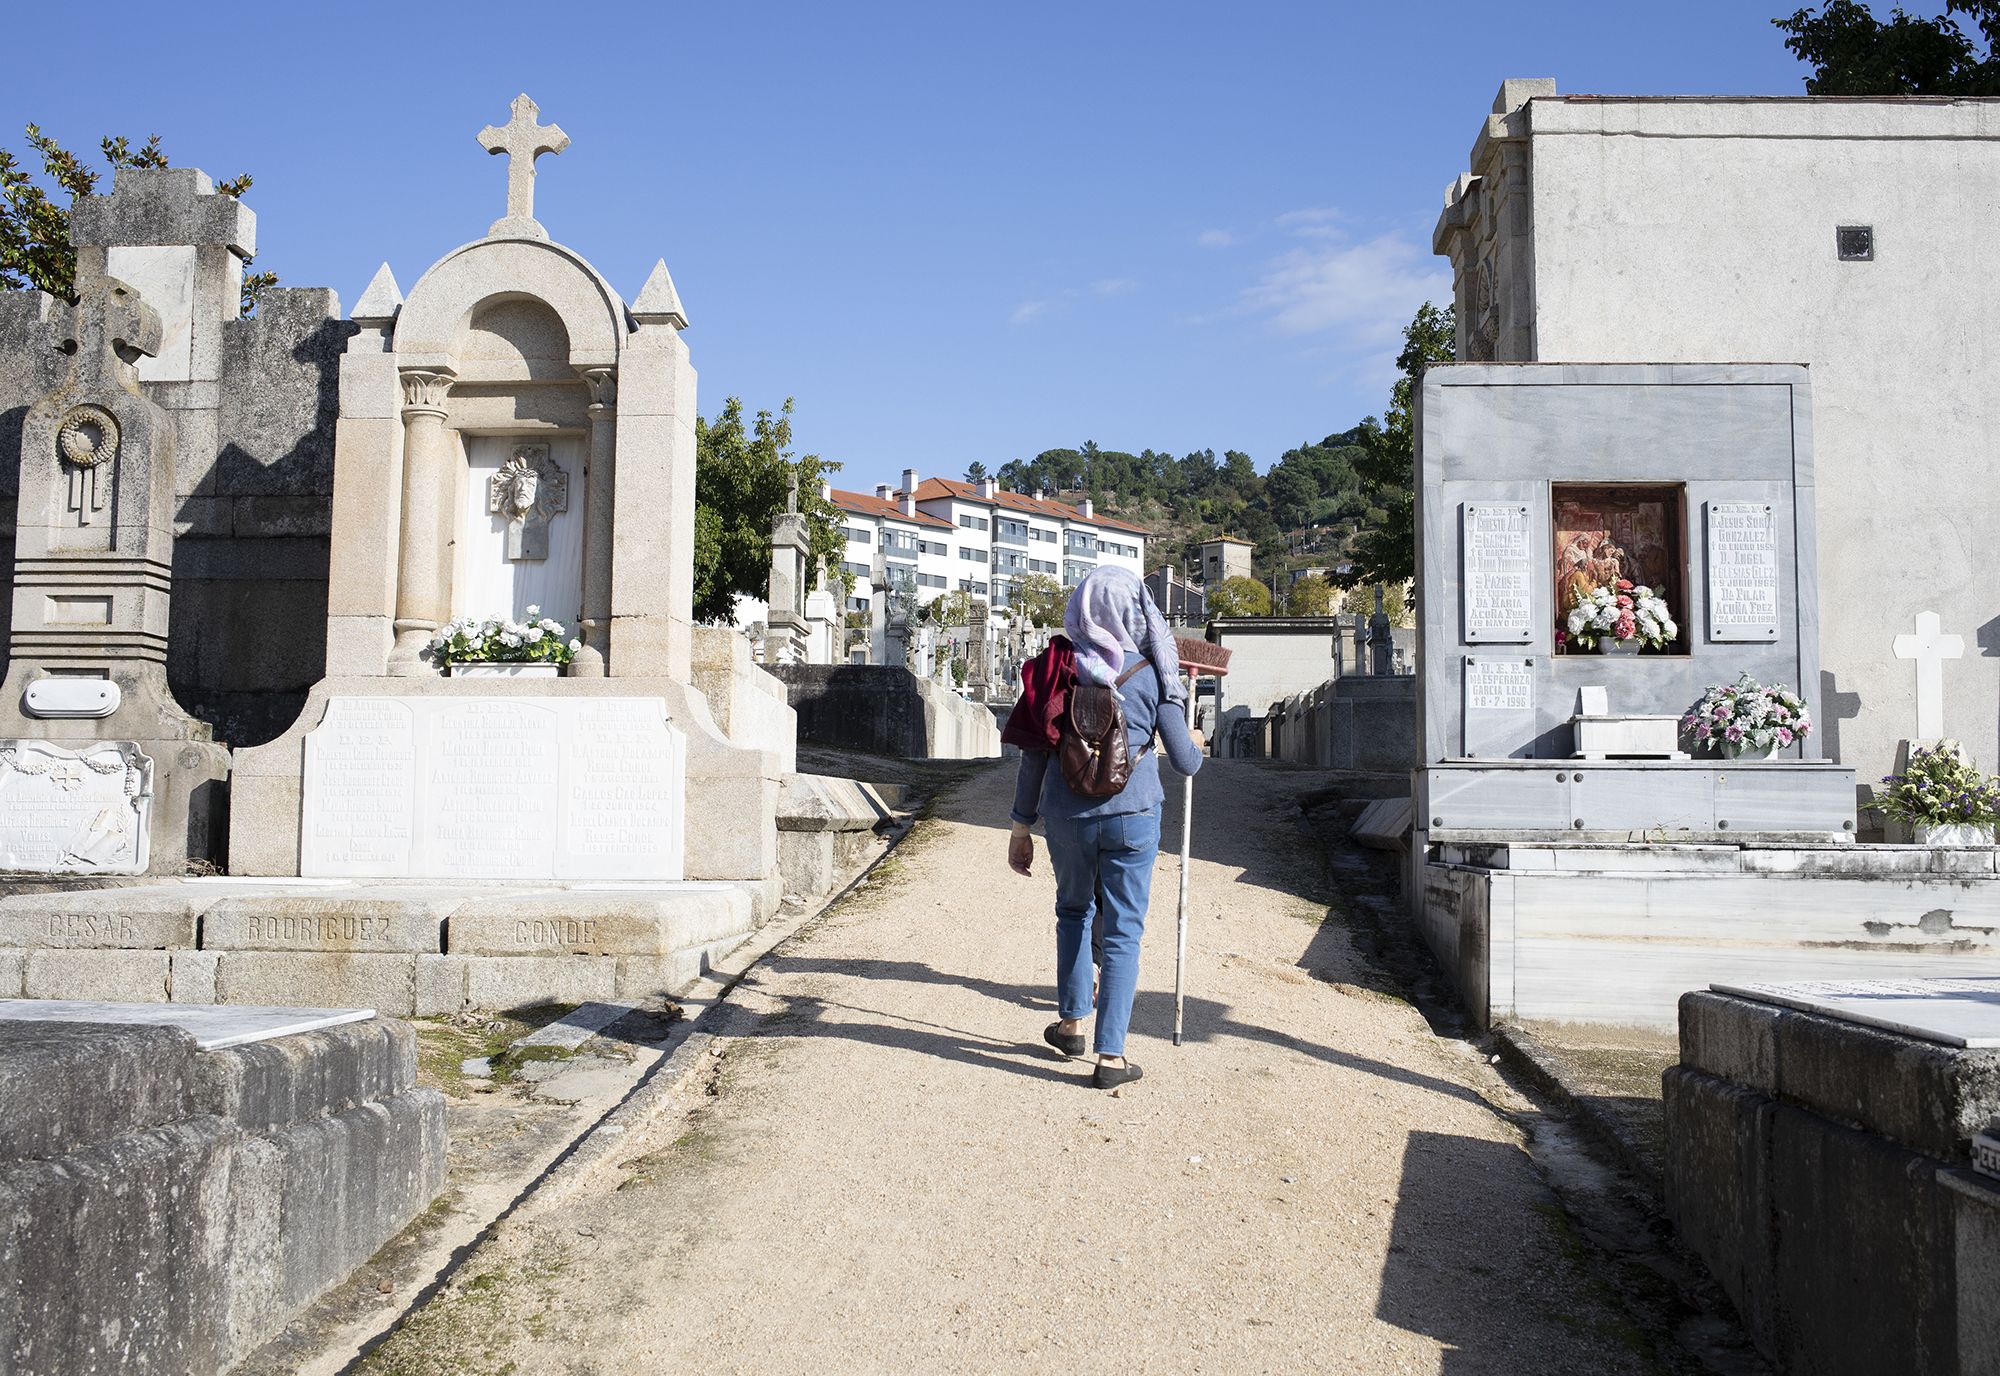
xmin=487 ymin=444 xmax=569 ymax=561
xmin=56 ymin=404 xmax=119 ymax=526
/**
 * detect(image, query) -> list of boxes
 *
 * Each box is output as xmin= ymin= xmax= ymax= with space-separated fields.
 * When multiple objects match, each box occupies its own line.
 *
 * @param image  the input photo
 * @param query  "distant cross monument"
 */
xmin=1894 ymin=610 xmax=1964 ymax=742
xmin=478 ymin=93 xmax=570 ymax=239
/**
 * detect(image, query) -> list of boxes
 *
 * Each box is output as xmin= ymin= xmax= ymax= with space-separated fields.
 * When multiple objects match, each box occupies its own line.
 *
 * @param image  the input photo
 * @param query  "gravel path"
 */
xmin=361 ymin=760 xmax=1661 ymax=1376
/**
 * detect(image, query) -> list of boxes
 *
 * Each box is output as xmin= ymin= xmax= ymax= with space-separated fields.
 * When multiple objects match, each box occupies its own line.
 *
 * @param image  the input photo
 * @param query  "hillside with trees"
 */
xmin=986 ymin=303 xmax=1453 ymax=604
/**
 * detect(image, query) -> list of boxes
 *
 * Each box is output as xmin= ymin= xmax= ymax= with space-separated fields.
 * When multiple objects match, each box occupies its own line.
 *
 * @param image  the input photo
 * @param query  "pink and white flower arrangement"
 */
xmin=1682 ymin=673 xmax=1812 ymax=757
xmin=1566 ymin=579 xmax=1676 ymax=651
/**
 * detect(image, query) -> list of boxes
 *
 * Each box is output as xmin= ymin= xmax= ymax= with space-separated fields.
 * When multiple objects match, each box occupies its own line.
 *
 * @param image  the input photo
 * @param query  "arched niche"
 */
xmin=393 ymin=237 xmax=625 ymax=373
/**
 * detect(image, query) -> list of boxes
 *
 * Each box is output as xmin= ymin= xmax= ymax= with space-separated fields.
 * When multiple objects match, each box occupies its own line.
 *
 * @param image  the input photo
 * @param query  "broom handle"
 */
xmin=1174 ymin=668 xmax=1195 ymax=1047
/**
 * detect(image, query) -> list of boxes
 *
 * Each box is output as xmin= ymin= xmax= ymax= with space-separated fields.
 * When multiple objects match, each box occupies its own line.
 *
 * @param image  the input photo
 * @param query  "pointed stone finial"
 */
xmin=477 ymin=93 xmax=570 ymax=239
xmin=631 ymin=259 xmax=688 ymax=329
xmin=352 ymin=263 xmax=403 ymax=323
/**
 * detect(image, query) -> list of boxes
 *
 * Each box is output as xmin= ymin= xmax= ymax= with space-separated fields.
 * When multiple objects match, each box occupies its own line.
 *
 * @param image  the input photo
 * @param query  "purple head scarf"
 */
xmin=1063 ymin=566 xmax=1186 ymax=705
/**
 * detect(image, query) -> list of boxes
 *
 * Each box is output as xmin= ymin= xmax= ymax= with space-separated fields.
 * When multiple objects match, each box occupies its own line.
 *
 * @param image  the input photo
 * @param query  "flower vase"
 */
xmin=1597 ymin=639 xmax=1642 ymax=656
xmin=1722 ymin=740 xmax=1779 ymax=763
xmin=449 ymin=663 xmax=560 ymax=679
xmin=1914 ymin=822 xmax=1996 ymax=847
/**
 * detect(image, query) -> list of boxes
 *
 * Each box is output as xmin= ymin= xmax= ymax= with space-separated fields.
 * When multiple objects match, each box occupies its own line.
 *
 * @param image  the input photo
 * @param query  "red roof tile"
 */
xmin=910 ymin=478 xmax=1152 ymax=536
xmin=828 ymin=488 xmax=954 ymax=528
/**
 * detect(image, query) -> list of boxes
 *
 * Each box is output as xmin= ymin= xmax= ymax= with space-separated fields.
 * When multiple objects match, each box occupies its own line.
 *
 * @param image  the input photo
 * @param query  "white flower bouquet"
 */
xmin=427 ymin=605 xmax=580 ymax=667
xmin=1564 ymin=579 xmax=1677 ymax=652
xmin=1682 ymin=673 xmax=1813 ymax=758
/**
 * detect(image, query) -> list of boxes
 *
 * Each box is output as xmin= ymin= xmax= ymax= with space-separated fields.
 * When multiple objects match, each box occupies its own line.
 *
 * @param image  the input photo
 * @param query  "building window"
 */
xmin=960 ymin=547 xmax=988 ymax=563
xmin=997 ymin=519 xmax=1029 ymax=544
xmin=1029 ymin=558 xmax=1057 ymax=574
xmin=845 ymin=526 xmax=873 ymax=544
xmin=883 ymin=531 xmax=917 ymax=554
xmin=842 ymin=561 xmax=871 ymax=580
xmin=917 ymin=539 xmax=947 ymax=556
xmin=957 ymin=514 xmax=990 ymax=531
xmin=917 ymin=572 xmax=948 ymax=590
xmin=1836 ymin=225 xmax=1874 ymax=262
xmin=1029 ymin=527 xmax=1057 ymax=543
xmin=846 ymin=596 xmax=870 ymax=612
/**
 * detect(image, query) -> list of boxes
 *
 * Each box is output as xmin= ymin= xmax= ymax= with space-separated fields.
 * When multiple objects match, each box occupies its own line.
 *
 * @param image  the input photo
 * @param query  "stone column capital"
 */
xmin=398 ymin=367 xmax=455 ymax=415
xmin=577 ymin=366 xmax=617 ymax=412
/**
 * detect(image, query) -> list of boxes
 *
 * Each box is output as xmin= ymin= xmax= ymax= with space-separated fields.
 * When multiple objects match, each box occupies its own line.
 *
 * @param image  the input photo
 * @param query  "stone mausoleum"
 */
xmin=0 ymin=96 xmax=801 ymax=1013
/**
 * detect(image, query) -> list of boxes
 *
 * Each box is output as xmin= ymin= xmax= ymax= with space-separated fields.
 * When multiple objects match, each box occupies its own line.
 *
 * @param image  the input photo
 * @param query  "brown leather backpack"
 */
xmin=1058 ymin=661 xmax=1151 ymax=799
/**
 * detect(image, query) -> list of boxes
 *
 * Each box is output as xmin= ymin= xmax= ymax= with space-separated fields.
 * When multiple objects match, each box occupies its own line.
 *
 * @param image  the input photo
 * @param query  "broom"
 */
xmin=1170 ymin=636 xmax=1232 ymax=1047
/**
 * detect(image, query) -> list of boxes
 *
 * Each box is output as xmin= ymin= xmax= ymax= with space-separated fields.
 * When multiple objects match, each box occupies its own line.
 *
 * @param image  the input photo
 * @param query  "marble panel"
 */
xmin=0 ymin=741 xmax=153 ymax=875
xmin=0 ymin=998 xmax=373 ymax=1050
xmin=302 ymin=696 xmax=685 ymax=881
xmin=1716 ymin=978 xmax=2000 ymax=1049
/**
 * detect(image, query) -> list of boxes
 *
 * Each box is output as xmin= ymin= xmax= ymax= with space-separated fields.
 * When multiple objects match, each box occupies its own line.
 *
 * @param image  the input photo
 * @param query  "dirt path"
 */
xmin=361 ymin=761 xmax=1661 ymax=1376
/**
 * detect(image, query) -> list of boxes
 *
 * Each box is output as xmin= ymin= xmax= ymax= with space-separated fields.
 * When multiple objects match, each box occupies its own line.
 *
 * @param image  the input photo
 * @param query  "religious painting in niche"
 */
xmin=1551 ymin=484 xmax=1687 ymax=654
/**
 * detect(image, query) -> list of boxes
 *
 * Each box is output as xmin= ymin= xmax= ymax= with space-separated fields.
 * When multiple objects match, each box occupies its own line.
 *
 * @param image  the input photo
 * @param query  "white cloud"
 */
xmin=1010 ymin=299 xmax=1053 ymax=325
xmin=1196 ymin=228 xmax=1237 ymax=249
xmin=1242 ymin=229 xmax=1450 ymax=346
xmin=1274 ymin=206 xmax=1348 ymax=240
xmin=1090 ymin=277 xmax=1138 ymax=297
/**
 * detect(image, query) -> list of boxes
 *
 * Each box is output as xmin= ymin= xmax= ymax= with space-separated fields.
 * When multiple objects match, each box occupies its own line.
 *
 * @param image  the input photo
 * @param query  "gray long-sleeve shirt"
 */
xmin=1010 ymin=651 xmax=1204 ymax=826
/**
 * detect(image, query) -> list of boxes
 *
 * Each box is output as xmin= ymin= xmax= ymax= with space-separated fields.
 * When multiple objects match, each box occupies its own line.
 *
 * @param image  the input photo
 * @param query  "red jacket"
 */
xmin=1001 ymin=636 xmax=1075 ymax=752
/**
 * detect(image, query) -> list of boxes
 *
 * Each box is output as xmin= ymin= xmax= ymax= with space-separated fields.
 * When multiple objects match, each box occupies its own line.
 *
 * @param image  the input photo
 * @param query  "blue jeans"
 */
xmin=1045 ymin=806 xmax=1162 ymax=1057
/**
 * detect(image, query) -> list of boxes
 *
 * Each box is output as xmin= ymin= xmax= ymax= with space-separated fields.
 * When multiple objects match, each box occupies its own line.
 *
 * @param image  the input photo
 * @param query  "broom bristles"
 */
xmin=1174 ymin=636 xmax=1232 ymax=677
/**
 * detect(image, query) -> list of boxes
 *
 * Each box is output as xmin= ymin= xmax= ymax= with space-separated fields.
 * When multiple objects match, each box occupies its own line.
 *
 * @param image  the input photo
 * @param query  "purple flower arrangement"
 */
xmin=1872 ymin=742 xmax=2000 ymax=829
xmin=1681 ymin=674 xmax=1812 ymax=758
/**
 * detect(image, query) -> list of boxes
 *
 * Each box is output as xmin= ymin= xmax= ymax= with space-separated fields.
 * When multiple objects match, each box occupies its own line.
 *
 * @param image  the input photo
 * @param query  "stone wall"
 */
xmin=0 ymin=1015 xmax=444 ymax=1373
xmin=1666 ymin=990 xmax=2000 ymax=1374
xmin=1265 ymin=676 xmax=1417 ymax=771
xmin=771 ymin=664 xmax=1002 ymax=759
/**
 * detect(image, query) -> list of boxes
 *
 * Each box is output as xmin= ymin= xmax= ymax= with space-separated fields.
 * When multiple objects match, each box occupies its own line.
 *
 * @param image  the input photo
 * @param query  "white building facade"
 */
xmin=1434 ymin=79 xmax=2000 ymax=788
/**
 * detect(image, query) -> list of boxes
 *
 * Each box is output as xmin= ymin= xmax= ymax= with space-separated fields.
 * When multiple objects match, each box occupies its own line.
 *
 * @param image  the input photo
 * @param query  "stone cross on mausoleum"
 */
xmin=1894 ymin=610 xmax=1965 ymax=743
xmin=478 ymin=93 xmax=570 ymax=238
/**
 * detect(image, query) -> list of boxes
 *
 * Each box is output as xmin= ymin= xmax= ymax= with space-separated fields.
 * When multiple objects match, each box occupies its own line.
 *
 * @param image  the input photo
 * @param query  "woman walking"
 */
xmin=1003 ymin=567 xmax=1203 ymax=1089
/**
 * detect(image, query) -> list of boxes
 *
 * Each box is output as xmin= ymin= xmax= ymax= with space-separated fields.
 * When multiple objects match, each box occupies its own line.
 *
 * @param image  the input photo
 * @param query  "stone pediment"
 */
xmin=393 ymin=236 xmax=626 ymax=372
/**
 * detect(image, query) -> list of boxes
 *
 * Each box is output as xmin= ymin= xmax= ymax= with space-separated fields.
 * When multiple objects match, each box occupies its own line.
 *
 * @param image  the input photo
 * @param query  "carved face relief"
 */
xmin=486 ymin=444 xmax=570 ymax=561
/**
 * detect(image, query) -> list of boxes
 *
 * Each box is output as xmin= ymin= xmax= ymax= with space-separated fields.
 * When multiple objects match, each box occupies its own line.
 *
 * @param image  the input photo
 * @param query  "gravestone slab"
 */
xmin=0 ymin=999 xmax=374 ymax=1049
xmin=1715 ymin=977 xmax=2000 ymax=1048
xmin=1462 ymin=656 xmax=1537 ymax=758
xmin=1705 ymin=502 xmax=1781 ymax=642
xmin=302 ymin=696 xmax=685 ymax=881
xmin=0 ymin=741 xmax=153 ymax=874
xmin=1461 ymin=503 xmax=1534 ymax=643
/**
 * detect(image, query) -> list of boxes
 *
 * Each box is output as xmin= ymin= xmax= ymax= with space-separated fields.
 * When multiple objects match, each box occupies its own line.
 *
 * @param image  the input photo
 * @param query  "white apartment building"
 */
xmin=827 ymin=468 xmax=1149 ymax=653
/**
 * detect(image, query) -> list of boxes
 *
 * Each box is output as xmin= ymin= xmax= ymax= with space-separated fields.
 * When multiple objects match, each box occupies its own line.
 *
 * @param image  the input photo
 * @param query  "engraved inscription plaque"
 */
xmin=1706 ymin=502 xmax=1781 ymax=642
xmin=302 ymin=696 xmax=685 ymax=880
xmin=0 ymin=741 xmax=152 ymax=874
xmin=1461 ymin=657 xmax=1539 ymax=759
xmin=1462 ymin=504 xmax=1534 ymax=643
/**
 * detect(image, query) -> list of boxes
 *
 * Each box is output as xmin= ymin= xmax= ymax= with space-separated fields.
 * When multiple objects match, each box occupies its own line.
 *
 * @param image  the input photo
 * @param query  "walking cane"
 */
xmin=1171 ymin=638 xmax=1232 ymax=1047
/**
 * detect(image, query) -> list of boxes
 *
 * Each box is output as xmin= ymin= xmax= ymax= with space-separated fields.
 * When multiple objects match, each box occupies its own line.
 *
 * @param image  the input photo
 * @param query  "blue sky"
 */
xmin=8 ymin=1 xmax=1874 ymax=489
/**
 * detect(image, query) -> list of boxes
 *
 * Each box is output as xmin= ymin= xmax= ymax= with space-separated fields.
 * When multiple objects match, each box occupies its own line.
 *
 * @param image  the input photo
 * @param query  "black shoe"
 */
xmin=1092 ymin=1060 xmax=1142 ymax=1090
xmin=1043 ymin=1022 xmax=1085 ymax=1058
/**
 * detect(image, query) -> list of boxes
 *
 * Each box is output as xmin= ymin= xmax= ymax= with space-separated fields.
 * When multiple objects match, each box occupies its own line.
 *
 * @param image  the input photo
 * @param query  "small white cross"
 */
xmin=1894 ymin=610 xmax=1963 ymax=742
xmin=478 ymin=94 xmax=569 ymax=237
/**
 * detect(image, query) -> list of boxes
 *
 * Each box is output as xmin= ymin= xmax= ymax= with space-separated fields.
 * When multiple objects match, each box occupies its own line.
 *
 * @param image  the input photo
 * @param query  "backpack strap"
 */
xmin=1115 ymin=660 xmax=1147 ymax=687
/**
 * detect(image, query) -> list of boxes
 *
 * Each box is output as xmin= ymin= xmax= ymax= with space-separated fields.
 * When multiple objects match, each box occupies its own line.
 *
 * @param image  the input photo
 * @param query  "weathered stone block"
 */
xmin=461 ymin=955 xmax=616 ymax=1011
xmin=191 ymin=1019 xmax=414 ymax=1133
xmin=1679 ymin=989 xmax=1782 ymax=1091
xmin=0 ymin=890 xmax=201 ymax=949
xmin=23 ymin=948 xmax=170 ymax=1002
xmin=0 ymin=1023 xmax=197 ymax=1159
xmin=212 ymin=951 xmax=418 ymax=1015
xmin=0 ymin=950 xmax=20 ymax=998
xmin=446 ymin=889 xmax=749 ymax=957
xmin=1946 ymin=1170 xmax=2000 ymax=1375
xmin=1769 ymin=1101 xmax=1958 ymax=1375
xmin=414 ymin=954 xmax=468 ymax=1015
xmin=170 ymin=949 xmax=220 ymax=1003
xmin=1774 ymin=1004 xmax=2000 ymax=1161
xmin=779 ymin=830 xmax=835 ymax=898
xmin=202 ymin=895 xmax=449 ymax=953
xmin=1663 ymin=1067 xmax=1778 ymax=1353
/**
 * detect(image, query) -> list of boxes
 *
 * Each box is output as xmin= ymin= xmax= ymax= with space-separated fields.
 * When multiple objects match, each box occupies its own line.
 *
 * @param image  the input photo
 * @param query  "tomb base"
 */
xmin=1415 ymin=840 xmax=2000 ymax=1030
xmin=0 ymin=877 xmax=766 ymax=1013
xmin=1666 ymin=988 xmax=2000 ymax=1375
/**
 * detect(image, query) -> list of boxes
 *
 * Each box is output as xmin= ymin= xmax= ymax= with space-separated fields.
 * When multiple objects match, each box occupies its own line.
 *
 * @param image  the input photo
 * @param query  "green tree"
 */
xmin=1283 ymin=574 xmax=1335 ymax=616
xmin=692 ymin=397 xmax=846 ymax=624
xmin=1207 ymin=576 xmax=1273 ymax=618
xmin=964 ymin=461 xmax=989 ymax=483
xmin=1346 ymin=580 xmax=1413 ymax=628
xmin=1775 ymin=1 xmax=2000 ymax=94
xmin=1343 ymin=301 xmax=1456 ymax=591
xmin=1005 ymin=572 xmax=1067 ymax=629
xmin=922 ymin=588 xmax=986 ymax=627
xmin=1 ymin=124 xmax=274 ymax=311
